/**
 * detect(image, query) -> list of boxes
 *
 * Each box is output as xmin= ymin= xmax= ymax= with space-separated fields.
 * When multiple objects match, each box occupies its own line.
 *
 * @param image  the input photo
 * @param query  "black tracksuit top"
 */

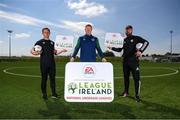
xmin=35 ymin=39 xmax=55 ymax=64
xmin=112 ymin=35 xmax=149 ymax=60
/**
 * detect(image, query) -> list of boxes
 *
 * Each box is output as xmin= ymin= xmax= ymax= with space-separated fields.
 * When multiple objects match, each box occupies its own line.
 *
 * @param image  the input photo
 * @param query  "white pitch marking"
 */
xmin=2 ymin=66 xmax=179 ymax=79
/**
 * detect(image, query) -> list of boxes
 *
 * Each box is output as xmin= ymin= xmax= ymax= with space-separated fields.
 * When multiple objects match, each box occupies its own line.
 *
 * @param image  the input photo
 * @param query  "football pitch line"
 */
xmin=3 ymin=66 xmax=179 ymax=79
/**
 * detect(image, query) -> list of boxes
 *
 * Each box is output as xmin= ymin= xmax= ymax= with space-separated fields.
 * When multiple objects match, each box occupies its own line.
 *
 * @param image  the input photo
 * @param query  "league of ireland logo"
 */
xmin=68 ymin=82 xmax=77 ymax=94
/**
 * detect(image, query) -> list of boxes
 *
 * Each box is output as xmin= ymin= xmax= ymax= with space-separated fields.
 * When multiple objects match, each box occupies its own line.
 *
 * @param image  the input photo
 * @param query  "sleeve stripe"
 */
xmin=140 ymin=41 xmax=148 ymax=51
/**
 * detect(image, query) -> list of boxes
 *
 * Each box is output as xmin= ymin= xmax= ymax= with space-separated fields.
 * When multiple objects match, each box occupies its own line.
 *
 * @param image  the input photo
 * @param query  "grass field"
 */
xmin=0 ymin=58 xmax=180 ymax=119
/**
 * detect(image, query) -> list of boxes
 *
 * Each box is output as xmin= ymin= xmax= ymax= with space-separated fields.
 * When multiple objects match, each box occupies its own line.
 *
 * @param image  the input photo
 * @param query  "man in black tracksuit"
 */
xmin=31 ymin=28 xmax=66 ymax=100
xmin=109 ymin=25 xmax=149 ymax=102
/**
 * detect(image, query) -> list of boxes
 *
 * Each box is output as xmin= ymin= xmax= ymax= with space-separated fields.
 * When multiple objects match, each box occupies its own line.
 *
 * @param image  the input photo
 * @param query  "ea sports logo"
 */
xmin=83 ymin=64 xmax=96 ymax=78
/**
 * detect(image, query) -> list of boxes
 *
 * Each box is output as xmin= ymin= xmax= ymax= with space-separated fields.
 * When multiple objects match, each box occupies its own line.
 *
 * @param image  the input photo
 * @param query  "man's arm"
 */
xmin=137 ymin=36 xmax=149 ymax=53
xmin=95 ymin=39 xmax=107 ymax=62
xmin=70 ymin=38 xmax=81 ymax=62
xmin=55 ymin=49 xmax=67 ymax=55
xmin=135 ymin=36 xmax=149 ymax=57
xmin=108 ymin=43 xmax=124 ymax=52
xmin=72 ymin=38 xmax=81 ymax=58
xmin=109 ymin=40 xmax=124 ymax=52
xmin=111 ymin=47 xmax=123 ymax=52
xmin=96 ymin=38 xmax=104 ymax=58
xmin=31 ymin=41 xmax=41 ymax=56
xmin=54 ymin=42 xmax=67 ymax=55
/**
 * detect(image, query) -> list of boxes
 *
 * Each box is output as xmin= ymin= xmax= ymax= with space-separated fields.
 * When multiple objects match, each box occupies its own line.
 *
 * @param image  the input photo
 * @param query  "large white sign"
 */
xmin=64 ymin=62 xmax=114 ymax=102
xmin=105 ymin=33 xmax=124 ymax=48
xmin=55 ymin=35 xmax=74 ymax=56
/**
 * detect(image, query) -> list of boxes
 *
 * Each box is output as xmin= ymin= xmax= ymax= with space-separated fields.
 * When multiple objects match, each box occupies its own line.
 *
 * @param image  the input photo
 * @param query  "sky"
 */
xmin=0 ymin=0 xmax=180 ymax=56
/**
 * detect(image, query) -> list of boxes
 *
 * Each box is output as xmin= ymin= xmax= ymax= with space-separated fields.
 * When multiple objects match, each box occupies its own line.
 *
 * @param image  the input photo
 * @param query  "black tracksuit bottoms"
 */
xmin=40 ymin=62 xmax=56 ymax=96
xmin=123 ymin=59 xmax=140 ymax=97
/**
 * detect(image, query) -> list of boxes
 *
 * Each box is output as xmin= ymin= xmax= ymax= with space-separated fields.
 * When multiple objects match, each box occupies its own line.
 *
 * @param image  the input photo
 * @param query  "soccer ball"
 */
xmin=136 ymin=43 xmax=143 ymax=50
xmin=34 ymin=45 xmax=42 ymax=53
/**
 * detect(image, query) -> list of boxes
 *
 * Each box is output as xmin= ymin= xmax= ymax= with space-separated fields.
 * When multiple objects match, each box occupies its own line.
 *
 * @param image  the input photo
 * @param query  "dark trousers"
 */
xmin=40 ymin=62 xmax=56 ymax=96
xmin=123 ymin=60 xmax=140 ymax=97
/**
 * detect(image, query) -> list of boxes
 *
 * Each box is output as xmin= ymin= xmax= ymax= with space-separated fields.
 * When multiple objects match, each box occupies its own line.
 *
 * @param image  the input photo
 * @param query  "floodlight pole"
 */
xmin=170 ymin=30 xmax=173 ymax=55
xmin=7 ymin=30 xmax=13 ymax=58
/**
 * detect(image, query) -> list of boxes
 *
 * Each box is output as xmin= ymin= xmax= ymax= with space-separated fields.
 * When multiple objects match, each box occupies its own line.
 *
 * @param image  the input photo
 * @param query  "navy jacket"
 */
xmin=72 ymin=34 xmax=104 ymax=62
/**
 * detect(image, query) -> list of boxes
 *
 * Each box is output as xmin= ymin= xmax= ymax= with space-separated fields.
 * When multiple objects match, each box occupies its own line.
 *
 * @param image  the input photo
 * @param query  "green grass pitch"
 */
xmin=0 ymin=59 xmax=180 ymax=119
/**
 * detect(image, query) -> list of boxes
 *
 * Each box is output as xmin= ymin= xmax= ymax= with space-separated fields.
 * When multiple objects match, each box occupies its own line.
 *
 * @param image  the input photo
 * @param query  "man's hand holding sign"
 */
xmin=105 ymin=32 xmax=125 ymax=50
xmin=55 ymin=35 xmax=74 ymax=56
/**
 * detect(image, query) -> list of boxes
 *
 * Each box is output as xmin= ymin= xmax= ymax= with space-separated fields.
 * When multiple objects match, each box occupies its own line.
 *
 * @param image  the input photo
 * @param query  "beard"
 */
xmin=126 ymin=32 xmax=132 ymax=36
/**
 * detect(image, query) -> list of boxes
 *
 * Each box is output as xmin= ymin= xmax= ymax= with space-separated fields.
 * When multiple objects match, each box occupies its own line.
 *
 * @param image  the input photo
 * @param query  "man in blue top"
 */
xmin=70 ymin=24 xmax=107 ymax=62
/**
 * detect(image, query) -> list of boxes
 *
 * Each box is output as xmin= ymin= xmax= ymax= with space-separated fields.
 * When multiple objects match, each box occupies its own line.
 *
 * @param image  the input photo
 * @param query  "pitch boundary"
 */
xmin=3 ymin=66 xmax=179 ymax=79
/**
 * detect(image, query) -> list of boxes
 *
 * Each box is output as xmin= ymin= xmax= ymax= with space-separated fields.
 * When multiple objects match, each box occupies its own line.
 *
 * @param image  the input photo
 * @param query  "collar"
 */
xmin=85 ymin=34 xmax=92 ymax=37
xmin=43 ymin=38 xmax=50 ymax=41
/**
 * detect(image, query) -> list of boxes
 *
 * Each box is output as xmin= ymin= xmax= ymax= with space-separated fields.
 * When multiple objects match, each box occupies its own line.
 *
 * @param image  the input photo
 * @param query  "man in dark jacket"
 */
xmin=108 ymin=25 xmax=149 ymax=102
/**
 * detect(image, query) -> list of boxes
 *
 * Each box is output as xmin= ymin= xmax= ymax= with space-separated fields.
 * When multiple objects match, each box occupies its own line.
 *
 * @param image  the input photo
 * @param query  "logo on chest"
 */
xmin=91 ymin=38 xmax=95 ymax=42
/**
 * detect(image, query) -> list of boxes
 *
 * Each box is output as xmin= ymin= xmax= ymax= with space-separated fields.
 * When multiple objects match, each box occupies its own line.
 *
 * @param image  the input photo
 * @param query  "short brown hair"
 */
xmin=85 ymin=24 xmax=93 ymax=29
xmin=126 ymin=25 xmax=133 ymax=30
xmin=42 ymin=27 xmax=50 ymax=33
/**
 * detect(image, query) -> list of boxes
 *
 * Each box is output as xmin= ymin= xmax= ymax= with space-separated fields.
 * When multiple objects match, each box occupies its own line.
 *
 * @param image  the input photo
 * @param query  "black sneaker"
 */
xmin=135 ymin=96 xmax=141 ymax=102
xmin=51 ymin=94 xmax=59 ymax=99
xmin=42 ymin=94 xmax=48 ymax=100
